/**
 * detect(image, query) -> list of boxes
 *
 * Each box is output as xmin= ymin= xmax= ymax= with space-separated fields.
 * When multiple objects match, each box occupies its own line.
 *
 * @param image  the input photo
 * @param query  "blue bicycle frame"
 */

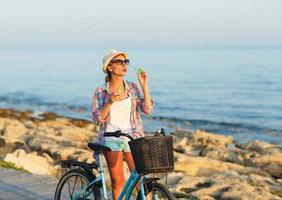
xmin=72 ymin=153 xmax=149 ymax=200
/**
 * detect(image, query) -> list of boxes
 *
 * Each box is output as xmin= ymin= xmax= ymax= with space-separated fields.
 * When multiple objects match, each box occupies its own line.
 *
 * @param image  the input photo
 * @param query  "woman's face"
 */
xmin=107 ymin=55 xmax=129 ymax=76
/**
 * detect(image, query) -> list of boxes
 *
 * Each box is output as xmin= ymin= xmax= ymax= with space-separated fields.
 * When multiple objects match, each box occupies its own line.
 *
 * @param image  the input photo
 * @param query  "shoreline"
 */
xmin=1 ymin=108 xmax=282 ymax=199
xmin=1 ymin=105 xmax=281 ymax=146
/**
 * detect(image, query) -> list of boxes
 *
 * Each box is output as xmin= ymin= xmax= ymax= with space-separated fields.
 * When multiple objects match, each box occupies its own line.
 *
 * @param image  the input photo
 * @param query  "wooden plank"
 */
xmin=0 ymin=168 xmax=114 ymax=200
xmin=0 ymin=168 xmax=57 ymax=200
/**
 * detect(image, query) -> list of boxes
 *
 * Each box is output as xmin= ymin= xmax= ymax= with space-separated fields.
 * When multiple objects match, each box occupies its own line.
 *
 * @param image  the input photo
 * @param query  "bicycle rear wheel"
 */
xmin=137 ymin=182 xmax=175 ymax=200
xmin=54 ymin=168 xmax=101 ymax=200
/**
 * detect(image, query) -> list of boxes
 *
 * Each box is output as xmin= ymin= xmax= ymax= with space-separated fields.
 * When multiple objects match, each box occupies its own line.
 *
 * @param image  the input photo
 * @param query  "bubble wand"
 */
xmin=135 ymin=67 xmax=142 ymax=76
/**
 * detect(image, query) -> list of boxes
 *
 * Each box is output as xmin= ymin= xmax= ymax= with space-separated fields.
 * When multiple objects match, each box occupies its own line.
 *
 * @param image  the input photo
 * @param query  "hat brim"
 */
xmin=103 ymin=52 xmax=128 ymax=73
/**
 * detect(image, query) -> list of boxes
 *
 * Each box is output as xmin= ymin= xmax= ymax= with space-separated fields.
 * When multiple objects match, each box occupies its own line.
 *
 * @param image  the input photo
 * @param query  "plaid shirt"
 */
xmin=92 ymin=80 xmax=154 ymax=144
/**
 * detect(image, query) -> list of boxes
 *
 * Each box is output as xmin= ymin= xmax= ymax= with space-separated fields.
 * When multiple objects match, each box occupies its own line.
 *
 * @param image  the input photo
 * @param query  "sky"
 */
xmin=1 ymin=0 xmax=282 ymax=49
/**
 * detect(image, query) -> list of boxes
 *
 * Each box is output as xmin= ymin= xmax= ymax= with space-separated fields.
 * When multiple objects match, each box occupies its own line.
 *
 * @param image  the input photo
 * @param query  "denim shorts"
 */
xmin=104 ymin=140 xmax=131 ymax=152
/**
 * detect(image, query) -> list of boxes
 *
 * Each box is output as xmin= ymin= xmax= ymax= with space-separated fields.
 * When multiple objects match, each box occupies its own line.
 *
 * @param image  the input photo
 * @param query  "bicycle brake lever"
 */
xmin=154 ymin=128 xmax=165 ymax=136
xmin=114 ymin=130 xmax=121 ymax=137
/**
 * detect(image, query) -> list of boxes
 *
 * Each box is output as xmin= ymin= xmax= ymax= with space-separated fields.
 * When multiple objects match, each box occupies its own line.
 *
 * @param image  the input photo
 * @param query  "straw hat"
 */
xmin=102 ymin=49 xmax=128 ymax=73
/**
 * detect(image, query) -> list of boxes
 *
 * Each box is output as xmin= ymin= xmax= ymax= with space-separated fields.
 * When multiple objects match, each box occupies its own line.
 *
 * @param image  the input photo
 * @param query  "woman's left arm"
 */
xmin=137 ymin=70 xmax=154 ymax=114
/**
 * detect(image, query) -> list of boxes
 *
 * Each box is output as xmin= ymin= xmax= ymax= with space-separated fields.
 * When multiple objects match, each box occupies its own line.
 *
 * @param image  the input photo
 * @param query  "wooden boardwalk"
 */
xmin=0 ymin=168 xmax=58 ymax=200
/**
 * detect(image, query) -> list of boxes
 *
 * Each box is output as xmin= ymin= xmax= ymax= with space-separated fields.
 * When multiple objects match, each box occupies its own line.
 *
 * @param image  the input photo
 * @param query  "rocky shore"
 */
xmin=0 ymin=108 xmax=281 ymax=200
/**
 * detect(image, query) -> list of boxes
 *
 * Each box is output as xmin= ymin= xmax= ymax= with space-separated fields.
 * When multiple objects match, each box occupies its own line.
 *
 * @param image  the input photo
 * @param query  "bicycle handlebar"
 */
xmin=104 ymin=128 xmax=166 ymax=141
xmin=104 ymin=130 xmax=134 ymax=141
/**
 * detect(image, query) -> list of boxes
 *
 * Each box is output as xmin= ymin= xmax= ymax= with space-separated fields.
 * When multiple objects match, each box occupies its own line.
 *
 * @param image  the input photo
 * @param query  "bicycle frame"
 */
xmin=72 ymin=153 xmax=149 ymax=200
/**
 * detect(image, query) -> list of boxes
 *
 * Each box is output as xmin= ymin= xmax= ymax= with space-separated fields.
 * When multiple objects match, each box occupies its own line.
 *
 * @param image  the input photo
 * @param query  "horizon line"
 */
xmin=1 ymin=46 xmax=282 ymax=51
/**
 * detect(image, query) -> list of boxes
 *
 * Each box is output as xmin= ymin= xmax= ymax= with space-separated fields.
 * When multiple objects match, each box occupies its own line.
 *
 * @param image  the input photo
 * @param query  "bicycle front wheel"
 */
xmin=54 ymin=168 xmax=101 ymax=200
xmin=137 ymin=182 xmax=175 ymax=200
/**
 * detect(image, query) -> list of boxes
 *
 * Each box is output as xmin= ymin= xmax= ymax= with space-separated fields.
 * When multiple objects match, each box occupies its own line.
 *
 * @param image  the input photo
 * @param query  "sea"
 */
xmin=0 ymin=47 xmax=281 ymax=144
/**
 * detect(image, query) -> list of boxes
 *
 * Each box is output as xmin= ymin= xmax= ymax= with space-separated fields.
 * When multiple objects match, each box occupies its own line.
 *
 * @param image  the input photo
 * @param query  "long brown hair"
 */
xmin=105 ymin=68 xmax=111 ymax=82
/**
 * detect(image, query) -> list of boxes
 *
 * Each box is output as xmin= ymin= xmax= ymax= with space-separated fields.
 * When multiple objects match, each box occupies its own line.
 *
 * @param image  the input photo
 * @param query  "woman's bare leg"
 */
xmin=104 ymin=151 xmax=125 ymax=200
xmin=124 ymin=152 xmax=140 ymax=192
xmin=124 ymin=152 xmax=135 ymax=172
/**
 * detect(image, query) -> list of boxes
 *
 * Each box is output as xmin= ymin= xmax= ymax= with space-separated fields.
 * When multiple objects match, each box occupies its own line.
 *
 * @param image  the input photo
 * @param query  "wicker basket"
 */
xmin=128 ymin=136 xmax=174 ymax=174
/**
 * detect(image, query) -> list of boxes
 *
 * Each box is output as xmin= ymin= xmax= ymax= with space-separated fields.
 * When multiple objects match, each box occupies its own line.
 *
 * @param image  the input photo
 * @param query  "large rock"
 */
xmin=174 ymin=137 xmax=192 ymax=155
xmin=252 ymin=153 xmax=282 ymax=178
xmin=0 ymin=109 xmax=32 ymax=121
xmin=4 ymin=149 xmax=55 ymax=175
xmin=59 ymin=128 xmax=89 ymax=143
xmin=0 ymin=118 xmax=28 ymax=144
xmin=238 ymin=142 xmax=282 ymax=178
xmin=26 ymin=137 xmax=42 ymax=151
xmin=0 ymin=136 xmax=5 ymax=147
xmin=187 ymin=130 xmax=233 ymax=151
xmin=159 ymin=172 xmax=184 ymax=187
xmin=175 ymin=171 xmax=282 ymax=200
xmin=247 ymin=174 xmax=282 ymax=197
xmin=205 ymin=148 xmax=244 ymax=165
xmin=241 ymin=140 xmax=278 ymax=153
xmin=174 ymin=153 xmax=270 ymax=177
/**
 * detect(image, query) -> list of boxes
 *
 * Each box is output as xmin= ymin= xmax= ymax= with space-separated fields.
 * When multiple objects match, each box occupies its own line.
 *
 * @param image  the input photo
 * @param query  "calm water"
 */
xmin=0 ymin=48 xmax=282 ymax=144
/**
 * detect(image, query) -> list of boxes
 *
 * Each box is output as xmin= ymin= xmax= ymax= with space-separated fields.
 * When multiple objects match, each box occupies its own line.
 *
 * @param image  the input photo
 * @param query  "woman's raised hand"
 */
xmin=137 ymin=69 xmax=148 ymax=89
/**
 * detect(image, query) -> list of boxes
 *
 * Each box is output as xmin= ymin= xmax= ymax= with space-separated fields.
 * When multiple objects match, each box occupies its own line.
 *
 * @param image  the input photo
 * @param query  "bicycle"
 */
xmin=54 ymin=129 xmax=176 ymax=200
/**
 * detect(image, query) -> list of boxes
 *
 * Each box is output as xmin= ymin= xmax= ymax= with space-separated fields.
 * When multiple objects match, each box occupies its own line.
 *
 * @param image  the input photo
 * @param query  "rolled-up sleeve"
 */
xmin=133 ymin=83 xmax=154 ymax=115
xmin=92 ymin=89 xmax=108 ymax=125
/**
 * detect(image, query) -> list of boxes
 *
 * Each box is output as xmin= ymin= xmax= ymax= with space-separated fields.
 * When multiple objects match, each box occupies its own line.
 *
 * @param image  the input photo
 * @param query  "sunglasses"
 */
xmin=110 ymin=59 xmax=130 ymax=66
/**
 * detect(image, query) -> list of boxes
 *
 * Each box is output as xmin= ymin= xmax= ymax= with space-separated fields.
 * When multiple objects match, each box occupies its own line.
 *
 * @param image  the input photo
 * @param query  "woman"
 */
xmin=92 ymin=49 xmax=154 ymax=200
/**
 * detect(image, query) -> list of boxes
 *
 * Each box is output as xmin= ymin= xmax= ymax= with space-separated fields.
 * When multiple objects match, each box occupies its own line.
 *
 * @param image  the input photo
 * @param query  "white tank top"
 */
xmin=105 ymin=95 xmax=132 ymax=142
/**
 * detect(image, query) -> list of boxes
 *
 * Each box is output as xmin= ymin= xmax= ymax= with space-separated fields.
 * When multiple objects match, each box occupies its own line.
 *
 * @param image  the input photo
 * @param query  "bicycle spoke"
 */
xmin=54 ymin=168 xmax=101 ymax=200
xmin=67 ymin=177 xmax=73 ymax=199
xmin=139 ymin=182 xmax=174 ymax=200
xmin=71 ymin=175 xmax=79 ymax=197
xmin=153 ymin=192 xmax=159 ymax=200
xmin=59 ymin=174 xmax=94 ymax=199
xmin=80 ymin=176 xmax=86 ymax=198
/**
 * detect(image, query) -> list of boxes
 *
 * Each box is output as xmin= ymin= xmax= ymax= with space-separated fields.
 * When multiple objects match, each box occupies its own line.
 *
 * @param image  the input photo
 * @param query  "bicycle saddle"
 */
xmin=87 ymin=143 xmax=111 ymax=153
